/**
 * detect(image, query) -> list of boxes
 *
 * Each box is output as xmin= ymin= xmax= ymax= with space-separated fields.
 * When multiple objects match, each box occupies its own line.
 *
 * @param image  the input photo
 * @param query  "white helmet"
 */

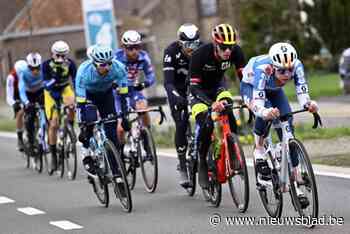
xmin=26 ymin=52 xmax=42 ymax=67
xmin=268 ymin=42 xmax=298 ymax=69
xmin=14 ymin=60 xmax=27 ymax=73
xmin=121 ymin=30 xmax=142 ymax=46
xmin=51 ymin=40 xmax=70 ymax=55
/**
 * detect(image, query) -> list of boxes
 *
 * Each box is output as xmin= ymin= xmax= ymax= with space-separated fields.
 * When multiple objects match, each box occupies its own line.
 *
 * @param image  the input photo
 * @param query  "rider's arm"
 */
xmin=18 ymin=72 xmax=29 ymax=105
xmin=231 ymin=45 xmax=246 ymax=81
xmin=163 ymin=47 xmax=179 ymax=102
xmin=189 ymin=50 xmax=212 ymax=105
xmin=142 ymin=52 xmax=156 ymax=88
xmin=113 ymin=60 xmax=129 ymax=115
xmin=69 ymin=59 xmax=77 ymax=89
xmin=241 ymin=69 xmax=268 ymax=118
xmin=75 ymin=65 xmax=87 ymax=104
xmin=6 ymin=73 xmax=16 ymax=106
xmin=293 ymin=60 xmax=311 ymax=108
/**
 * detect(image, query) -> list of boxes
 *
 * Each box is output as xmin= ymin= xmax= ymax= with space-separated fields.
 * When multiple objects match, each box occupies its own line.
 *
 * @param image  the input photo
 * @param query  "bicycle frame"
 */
xmin=264 ymin=120 xmax=294 ymax=192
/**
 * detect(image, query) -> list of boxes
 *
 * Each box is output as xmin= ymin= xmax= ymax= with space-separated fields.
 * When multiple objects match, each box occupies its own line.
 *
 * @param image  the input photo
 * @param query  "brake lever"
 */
xmin=312 ymin=112 xmax=323 ymax=129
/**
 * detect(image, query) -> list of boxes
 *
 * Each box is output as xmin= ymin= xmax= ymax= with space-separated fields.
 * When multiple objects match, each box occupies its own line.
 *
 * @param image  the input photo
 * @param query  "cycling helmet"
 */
xmin=14 ymin=60 xmax=27 ymax=73
xmin=121 ymin=30 xmax=142 ymax=46
xmin=26 ymin=52 xmax=42 ymax=67
xmin=90 ymin=44 xmax=113 ymax=63
xmin=211 ymin=23 xmax=237 ymax=45
xmin=269 ymin=42 xmax=298 ymax=69
xmin=51 ymin=40 xmax=70 ymax=55
xmin=177 ymin=23 xmax=200 ymax=41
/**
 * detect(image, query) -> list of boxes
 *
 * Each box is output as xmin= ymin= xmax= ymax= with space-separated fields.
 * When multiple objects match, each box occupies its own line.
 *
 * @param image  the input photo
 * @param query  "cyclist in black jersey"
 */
xmin=163 ymin=23 xmax=203 ymax=187
xmin=189 ymin=23 xmax=246 ymax=189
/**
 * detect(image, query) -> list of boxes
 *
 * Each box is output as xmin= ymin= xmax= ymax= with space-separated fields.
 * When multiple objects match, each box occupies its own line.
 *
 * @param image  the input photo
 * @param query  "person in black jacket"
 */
xmin=163 ymin=23 xmax=202 ymax=187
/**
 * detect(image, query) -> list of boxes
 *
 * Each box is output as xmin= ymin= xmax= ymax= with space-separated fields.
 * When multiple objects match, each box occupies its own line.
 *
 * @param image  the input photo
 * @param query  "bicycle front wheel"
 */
xmin=289 ymin=138 xmax=318 ymax=228
xmin=104 ymin=140 xmax=132 ymax=212
xmin=255 ymin=149 xmax=283 ymax=218
xmin=227 ymin=134 xmax=249 ymax=213
xmin=64 ymin=128 xmax=77 ymax=180
xmin=138 ymin=128 xmax=158 ymax=193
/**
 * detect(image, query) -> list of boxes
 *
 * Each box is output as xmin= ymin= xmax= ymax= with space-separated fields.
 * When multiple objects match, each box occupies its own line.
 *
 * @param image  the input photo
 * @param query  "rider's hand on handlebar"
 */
xmin=262 ymin=107 xmax=280 ymax=120
xmin=134 ymin=82 xmax=146 ymax=91
xmin=212 ymin=100 xmax=227 ymax=112
xmin=305 ymin=100 xmax=319 ymax=113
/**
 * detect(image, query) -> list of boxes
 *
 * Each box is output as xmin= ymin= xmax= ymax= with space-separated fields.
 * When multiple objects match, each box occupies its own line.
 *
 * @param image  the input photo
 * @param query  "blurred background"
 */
xmin=0 ymin=0 xmax=349 ymax=97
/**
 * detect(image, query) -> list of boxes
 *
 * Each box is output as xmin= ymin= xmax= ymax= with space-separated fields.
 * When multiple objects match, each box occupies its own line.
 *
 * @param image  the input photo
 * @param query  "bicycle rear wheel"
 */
xmin=104 ymin=140 xmax=132 ymax=212
xmin=139 ymin=128 xmax=158 ymax=193
xmin=64 ymin=128 xmax=77 ymax=180
xmin=289 ymin=139 xmax=318 ymax=228
xmin=255 ymin=149 xmax=283 ymax=218
xmin=227 ymin=134 xmax=249 ymax=213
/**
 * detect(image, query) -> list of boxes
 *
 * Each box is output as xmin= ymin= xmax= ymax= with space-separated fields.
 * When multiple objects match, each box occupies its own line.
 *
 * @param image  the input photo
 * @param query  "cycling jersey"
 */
xmin=42 ymin=58 xmax=77 ymax=90
xmin=114 ymin=49 xmax=155 ymax=87
xmin=163 ymin=41 xmax=202 ymax=100
xmin=241 ymin=55 xmax=310 ymax=118
xmin=18 ymin=67 xmax=44 ymax=105
xmin=189 ymin=43 xmax=245 ymax=105
xmin=6 ymin=69 xmax=20 ymax=106
xmin=75 ymin=59 xmax=128 ymax=103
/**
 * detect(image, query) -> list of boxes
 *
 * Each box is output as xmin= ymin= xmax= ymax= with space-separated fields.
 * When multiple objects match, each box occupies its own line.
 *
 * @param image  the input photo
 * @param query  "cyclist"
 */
xmin=6 ymin=60 xmax=28 ymax=151
xmin=114 ymin=30 xmax=156 ymax=156
xmin=163 ymin=23 xmax=202 ymax=187
xmin=240 ymin=42 xmax=318 ymax=208
xmin=75 ymin=44 xmax=129 ymax=194
xmin=188 ymin=23 xmax=246 ymax=189
xmin=42 ymin=40 xmax=77 ymax=171
xmin=18 ymin=53 xmax=45 ymax=156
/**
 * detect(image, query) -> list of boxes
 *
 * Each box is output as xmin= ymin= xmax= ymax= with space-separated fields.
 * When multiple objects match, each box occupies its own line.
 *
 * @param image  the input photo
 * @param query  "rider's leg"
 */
xmin=192 ymin=102 xmax=212 ymax=189
xmin=62 ymin=85 xmax=75 ymax=126
xmin=135 ymin=99 xmax=150 ymax=128
xmin=15 ymin=107 xmax=25 ymax=150
xmin=44 ymin=90 xmax=59 ymax=170
xmin=170 ymin=103 xmax=189 ymax=186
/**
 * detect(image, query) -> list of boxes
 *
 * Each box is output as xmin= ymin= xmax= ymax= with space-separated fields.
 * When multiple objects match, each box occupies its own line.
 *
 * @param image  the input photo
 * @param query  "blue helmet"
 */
xmin=90 ymin=44 xmax=113 ymax=63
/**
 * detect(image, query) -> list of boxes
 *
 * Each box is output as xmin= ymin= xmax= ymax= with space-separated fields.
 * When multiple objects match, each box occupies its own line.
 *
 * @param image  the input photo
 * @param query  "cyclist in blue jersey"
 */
xmin=240 ymin=42 xmax=318 ymax=208
xmin=18 ymin=53 xmax=45 ymax=156
xmin=114 ymin=30 xmax=156 ymax=156
xmin=75 ymin=44 xmax=129 ymax=184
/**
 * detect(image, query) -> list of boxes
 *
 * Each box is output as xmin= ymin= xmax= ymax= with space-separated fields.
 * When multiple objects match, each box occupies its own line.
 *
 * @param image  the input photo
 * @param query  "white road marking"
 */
xmin=159 ymin=151 xmax=350 ymax=180
xmin=0 ymin=196 xmax=15 ymax=204
xmin=50 ymin=220 xmax=83 ymax=230
xmin=17 ymin=207 xmax=45 ymax=215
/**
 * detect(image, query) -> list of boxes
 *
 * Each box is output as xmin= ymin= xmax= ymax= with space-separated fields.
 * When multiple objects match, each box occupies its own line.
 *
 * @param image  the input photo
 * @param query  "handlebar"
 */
xmin=271 ymin=108 xmax=323 ymax=129
xmin=128 ymin=106 xmax=166 ymax=125
xmin=80 ymin=113 xmax=121 ymax=127
xmin=209 ymin=103 xmax=254 ymax=125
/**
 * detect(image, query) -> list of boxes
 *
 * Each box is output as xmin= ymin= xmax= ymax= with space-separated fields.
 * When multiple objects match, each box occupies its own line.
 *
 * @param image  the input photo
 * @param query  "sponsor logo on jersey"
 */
xmin=221 ymin=61 xmax=231 ymax=70
xmin=164 ymin=54 xmax=171 ymax=63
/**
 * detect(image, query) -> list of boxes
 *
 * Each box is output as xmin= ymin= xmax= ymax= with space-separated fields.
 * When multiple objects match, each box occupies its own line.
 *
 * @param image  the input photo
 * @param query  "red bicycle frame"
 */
xmin=211 ymin=113 xmax=243 ymax=184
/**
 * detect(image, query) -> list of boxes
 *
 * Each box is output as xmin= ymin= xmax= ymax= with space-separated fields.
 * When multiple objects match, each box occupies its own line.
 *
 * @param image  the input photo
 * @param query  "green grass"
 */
xmin=152 ymin=126 xmax=176 ymax=148
xmin=294 ymin=123 xmax=350 ymax=141
xmin=229 ymin=72 xmax=341 ymax=100
xmin=281 ymin=73 xmax=341 ymax=101
xmin=0 ymin=118 xmax=16 ymax=132
xmin=312 ymin=154 xmax=350 ymax=167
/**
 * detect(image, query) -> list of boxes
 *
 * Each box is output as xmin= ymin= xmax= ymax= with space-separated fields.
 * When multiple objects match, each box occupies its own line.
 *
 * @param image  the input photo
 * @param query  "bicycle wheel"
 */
xmin=289 ymin=139 xmax=318 ymax=228
xmin=64 ymin=128 xmax=77 ymax=180
xmin=227 ymin=134 xmax=249 ymax=213
xmin=255 ymin=149 xmax=283 ymax=218
xmin=124 ymin=150 xmax=137 ymax=190
xmin=104 ymin=140 xmax=132 ymax=212
xmin=88 ymin=173 xmax=109 ymax=208
xmin=138 ymin=128 xmax=158 ymax=193
xmin=185 ymin=153 xmax=197 ymax=196
xmin=33 ymin=142 xmax=43 ymax=173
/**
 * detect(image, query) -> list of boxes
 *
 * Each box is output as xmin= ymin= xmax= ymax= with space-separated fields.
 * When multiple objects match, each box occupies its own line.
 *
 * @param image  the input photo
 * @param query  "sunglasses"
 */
xmin=274 ymin=67 xmax=293 ymax=75
xmin=29 ymin=65 xmax=40 ymax=71
xmin=125 ymin=45 xmax=141 ymax=51
xmin=54 ymin=54 xmax=66 ymax=58
xmin=218 ymin=44 xmax=234 ymax=51
xmin=181 ymin=40 xmax=200 ymax=50
xmin=93 ymin=61 xmax=112 ymax=68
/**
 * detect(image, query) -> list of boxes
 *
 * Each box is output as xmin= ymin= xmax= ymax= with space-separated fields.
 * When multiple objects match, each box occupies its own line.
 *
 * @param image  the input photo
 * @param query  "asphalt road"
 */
xmin=0 ymin=136 xmax=349 ymax=234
